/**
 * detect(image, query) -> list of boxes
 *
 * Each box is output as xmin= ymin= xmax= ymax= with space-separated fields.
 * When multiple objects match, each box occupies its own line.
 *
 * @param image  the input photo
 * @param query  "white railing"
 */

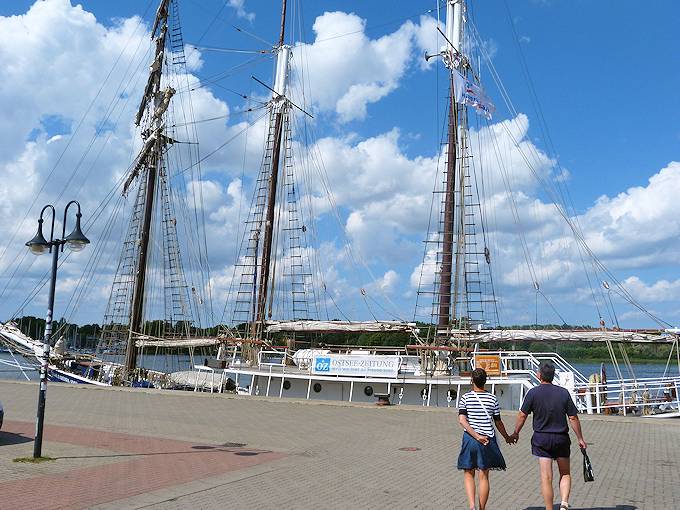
xmin=529 ymin=352 xmax=590 ymax=385
xmin=573 ymin=376 xmax=680 ymax=415
xmin=192 ymin=364 xmax=228 ymax=393
xmin=257 ymin=350 xmax=286 ymax=367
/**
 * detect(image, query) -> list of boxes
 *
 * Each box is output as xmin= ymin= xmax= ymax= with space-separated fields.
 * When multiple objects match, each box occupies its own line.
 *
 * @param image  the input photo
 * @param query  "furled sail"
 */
xmin=469 ymin=329 xmax=674 ymax=344
xmin=265 ymin=320 xmax=416 ymax=334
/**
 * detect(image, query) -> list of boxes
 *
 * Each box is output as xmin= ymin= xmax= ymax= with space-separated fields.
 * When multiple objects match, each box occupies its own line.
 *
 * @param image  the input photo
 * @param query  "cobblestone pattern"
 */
xmin=1 ymin=380 xmax=678 ymax=509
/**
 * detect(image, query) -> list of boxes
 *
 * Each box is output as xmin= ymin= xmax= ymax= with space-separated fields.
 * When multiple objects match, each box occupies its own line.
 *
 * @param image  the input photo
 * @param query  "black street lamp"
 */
xmin=26 ymin=201 xmax=89 ymax=458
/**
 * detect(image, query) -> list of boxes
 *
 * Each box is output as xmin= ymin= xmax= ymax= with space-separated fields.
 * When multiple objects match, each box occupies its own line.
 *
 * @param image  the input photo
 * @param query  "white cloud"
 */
xmin=412 ymin=15 xmax=440 ymax=68
xmin=227 ymin=0 xmax=255 ymax=22
xmin=619 ymin=276 xmax=680 ymax=303
xmin=2 ymin=2 xmax=680 ymax=329
xmin=375 ymin=270 xmax=399 ymax=294
xmin=580 ymin=162 xmax=680 ymax=261
xmin=292 ymin=12 xmax=437 ymax=122
xmin=0 ymin=0 xmax=238 ymax=323
xmin=410 ymin=245 xmax=438 ymax=290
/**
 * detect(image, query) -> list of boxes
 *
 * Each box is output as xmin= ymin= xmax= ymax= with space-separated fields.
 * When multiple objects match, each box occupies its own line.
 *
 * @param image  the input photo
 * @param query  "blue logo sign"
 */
xmin=314 ymin=357 xmax=331 ymax=372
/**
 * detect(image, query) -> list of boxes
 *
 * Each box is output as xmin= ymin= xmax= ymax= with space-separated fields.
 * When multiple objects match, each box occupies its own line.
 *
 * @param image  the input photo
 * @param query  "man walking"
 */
xmin=512 ymin=362 xmax=587 ymax=510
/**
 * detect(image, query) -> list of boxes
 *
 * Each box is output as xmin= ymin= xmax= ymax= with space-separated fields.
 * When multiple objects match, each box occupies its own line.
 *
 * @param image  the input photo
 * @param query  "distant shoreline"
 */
xmin=569 ymin=358 xmax=670 ymax=365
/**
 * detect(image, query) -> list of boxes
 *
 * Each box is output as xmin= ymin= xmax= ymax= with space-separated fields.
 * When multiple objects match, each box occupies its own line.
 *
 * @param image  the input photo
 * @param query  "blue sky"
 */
xmin=0 ymin=0 xmax=679 ymax=329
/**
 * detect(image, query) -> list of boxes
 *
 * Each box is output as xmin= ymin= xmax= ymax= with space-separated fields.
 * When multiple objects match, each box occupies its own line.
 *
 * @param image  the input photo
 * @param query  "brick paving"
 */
xmin=1 ymin=380 xmax=678 ymax=509
xmin=0 ymin=420 xmax=284 ymax=509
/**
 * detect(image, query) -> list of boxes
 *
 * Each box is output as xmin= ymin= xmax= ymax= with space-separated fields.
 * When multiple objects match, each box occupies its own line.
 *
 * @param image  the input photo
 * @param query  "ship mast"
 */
xmin=437 ymin=0 xmax=466 ymax=340
xmin=125 ymin=0 xmax=172 ymax=373
xmin=250 ymin=0 xmax=291 ymax=345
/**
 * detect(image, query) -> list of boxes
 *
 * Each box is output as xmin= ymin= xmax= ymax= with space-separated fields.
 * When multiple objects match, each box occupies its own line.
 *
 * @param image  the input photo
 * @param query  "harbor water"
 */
xmin=1 ymin=351 xmax=677 ymax=383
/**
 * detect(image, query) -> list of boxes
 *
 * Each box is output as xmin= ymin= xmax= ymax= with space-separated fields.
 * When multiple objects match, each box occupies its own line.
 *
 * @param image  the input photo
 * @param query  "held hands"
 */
xmin=505 ymin=432 xmax=519 ymax=445
xmin=475 ymin=433 xmax=490 ymax=446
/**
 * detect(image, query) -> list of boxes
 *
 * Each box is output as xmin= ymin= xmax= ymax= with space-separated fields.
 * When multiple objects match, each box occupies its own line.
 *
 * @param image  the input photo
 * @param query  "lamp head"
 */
xmin=64 ymin=212 xmax=89 ymax=252
xmin=26 ymin=219 xmax=50 ymax=255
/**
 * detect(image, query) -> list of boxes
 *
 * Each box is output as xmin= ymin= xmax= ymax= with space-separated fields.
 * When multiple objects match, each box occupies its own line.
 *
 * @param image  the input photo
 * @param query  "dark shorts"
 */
xmin=531 ymin=432 xmax=571 ymax=459
xmin=457 ymin=432 xmax=506 ymax=471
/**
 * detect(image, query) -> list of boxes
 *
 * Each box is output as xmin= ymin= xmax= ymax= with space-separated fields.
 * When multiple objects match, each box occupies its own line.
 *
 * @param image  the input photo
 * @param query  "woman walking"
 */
xmin=457 ymin=367 xmax=514 ymax=510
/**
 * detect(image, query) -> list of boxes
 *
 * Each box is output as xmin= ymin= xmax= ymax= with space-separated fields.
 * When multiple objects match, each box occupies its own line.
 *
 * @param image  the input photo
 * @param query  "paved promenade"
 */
xmin=0 ymin=381 xmax=677 ymax=509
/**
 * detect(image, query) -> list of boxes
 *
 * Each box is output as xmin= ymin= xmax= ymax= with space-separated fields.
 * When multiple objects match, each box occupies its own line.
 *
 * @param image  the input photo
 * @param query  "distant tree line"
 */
xmin=5 ymin=317 xmax=671 ymax=361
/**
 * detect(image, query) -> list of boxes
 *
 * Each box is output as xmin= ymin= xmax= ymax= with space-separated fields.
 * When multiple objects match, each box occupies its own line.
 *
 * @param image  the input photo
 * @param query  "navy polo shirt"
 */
xmin=521 ymin=383 xmax=578 ymax=434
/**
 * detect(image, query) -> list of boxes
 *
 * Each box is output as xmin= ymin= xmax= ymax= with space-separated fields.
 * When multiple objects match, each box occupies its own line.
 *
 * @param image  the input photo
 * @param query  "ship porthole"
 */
xmin=364 ymin=385 xmax=374 ymax=397
xmin=283 ymin=380 xmax=291 ymax=390
xmin=448 ymin=389 xmax=457 ymax=400
xmin=313 ymin=382 xmax=322 ymax=393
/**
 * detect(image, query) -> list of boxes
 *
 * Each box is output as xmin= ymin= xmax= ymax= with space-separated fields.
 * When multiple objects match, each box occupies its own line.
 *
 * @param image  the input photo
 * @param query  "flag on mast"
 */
xmin=453 ymin=70 xmax=495 ymax=120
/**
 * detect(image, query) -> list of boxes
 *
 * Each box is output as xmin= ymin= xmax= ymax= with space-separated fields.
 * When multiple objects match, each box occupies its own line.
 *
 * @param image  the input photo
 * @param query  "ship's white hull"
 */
xmin=222 ymin=367 xmax=530 ymax=409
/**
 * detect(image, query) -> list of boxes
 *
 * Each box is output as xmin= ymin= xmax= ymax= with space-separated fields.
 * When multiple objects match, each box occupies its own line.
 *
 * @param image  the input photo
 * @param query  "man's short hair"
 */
xmin=539 ymin=362 xmax=555 ymax=383
xmin=472 ymin=367 xmax=487 ymax=388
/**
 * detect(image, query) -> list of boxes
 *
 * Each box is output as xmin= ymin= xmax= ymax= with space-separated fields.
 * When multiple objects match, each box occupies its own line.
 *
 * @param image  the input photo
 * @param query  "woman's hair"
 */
xmin=472 ymin=367 xmax=487 ymax=388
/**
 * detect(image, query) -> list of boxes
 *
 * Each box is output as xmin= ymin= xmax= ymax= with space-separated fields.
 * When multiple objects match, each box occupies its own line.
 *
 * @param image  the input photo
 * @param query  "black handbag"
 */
xmin=581 ymin=448 xmax=594 ymax=482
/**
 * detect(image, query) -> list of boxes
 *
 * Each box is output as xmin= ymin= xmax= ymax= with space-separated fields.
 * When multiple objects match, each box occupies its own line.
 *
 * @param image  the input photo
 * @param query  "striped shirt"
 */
xmin=458 ymin=390 xmax=501 ymax=437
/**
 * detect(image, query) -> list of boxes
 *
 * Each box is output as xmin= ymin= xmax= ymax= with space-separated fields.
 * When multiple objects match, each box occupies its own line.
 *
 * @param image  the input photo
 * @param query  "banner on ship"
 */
xmin=311 ymin=354 xmax=400 ymax=378
xmin=453 ymin=70 xmax=495 ymax=120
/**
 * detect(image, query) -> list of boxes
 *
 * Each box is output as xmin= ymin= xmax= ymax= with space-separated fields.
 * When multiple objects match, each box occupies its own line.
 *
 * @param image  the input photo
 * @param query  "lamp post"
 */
xmin=26 ymin=200 xmax=89 ymax=458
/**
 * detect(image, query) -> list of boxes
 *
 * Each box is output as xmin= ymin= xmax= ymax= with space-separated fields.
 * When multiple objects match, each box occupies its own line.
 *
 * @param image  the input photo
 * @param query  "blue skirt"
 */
xmin=457 ymin=432 xmax=506 ymax=471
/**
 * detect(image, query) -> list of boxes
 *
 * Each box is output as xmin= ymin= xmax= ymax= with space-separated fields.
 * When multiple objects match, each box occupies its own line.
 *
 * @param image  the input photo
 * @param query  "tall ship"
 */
xmin=1 ymin=0 xmax=679 ymax=416
xmin=1 ymin=0 xmax=214 ymax=387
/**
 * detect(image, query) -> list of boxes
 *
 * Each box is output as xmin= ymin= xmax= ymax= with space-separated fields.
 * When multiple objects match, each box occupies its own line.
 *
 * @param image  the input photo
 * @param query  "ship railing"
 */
xmin=472 ymin=351 xmax=587 ymax=385
xmin=528 ymin=352 xmax=590 ymax=384
xmin=191 ymin=364 xmax=229 ymax=393
xmin=496 ymin=350 xmax=588 ymax=384
xmin=572 ymin=375 xmax=680 ymax=415
xmin=258 ymin=350 xmax=287 ymax=366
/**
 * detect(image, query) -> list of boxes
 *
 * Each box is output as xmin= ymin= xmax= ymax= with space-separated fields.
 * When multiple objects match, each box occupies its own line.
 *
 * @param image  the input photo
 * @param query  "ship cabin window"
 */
xmin=283 ymin=380 xmax=291 ymax=390
xmin=364 ymin=385 xmax=374 ymax=397
xmin=313 ymin=383 xmax=322 ymax=393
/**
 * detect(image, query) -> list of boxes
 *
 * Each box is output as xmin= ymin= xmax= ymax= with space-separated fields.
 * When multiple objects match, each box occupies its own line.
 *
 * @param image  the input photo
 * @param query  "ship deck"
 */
xmin=1 ymin=379 xmax=678 ymax=509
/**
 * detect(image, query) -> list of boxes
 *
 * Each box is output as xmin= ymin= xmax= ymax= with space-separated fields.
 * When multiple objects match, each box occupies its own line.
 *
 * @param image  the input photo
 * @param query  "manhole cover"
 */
xmin=398 ymin=447 xmax=421 ymax=452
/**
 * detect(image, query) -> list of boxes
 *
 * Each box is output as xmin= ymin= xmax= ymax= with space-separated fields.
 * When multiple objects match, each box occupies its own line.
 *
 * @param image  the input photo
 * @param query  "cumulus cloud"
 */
xmin=2 ymin=2 xmax=679 ymax=329
xmin=619 ymin=276 xmax=680 ymax=303
xmin=580 ymin=162 xmax=680 ymax=262
xmin=292 ymin=12 xmax=438 ymax=122
xmin=0 ymin=0 xmax=238 ymax=323
xmin=228 ymin=0 xmax=255 ymax=22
